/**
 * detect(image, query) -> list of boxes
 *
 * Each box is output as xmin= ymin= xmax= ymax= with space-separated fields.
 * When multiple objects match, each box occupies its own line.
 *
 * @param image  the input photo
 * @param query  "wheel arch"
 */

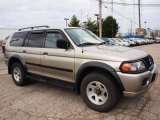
xmin=76 ymin=62 xmax=125 ymax=94
xmin=8 ymin=55 xmax=27 ymax=74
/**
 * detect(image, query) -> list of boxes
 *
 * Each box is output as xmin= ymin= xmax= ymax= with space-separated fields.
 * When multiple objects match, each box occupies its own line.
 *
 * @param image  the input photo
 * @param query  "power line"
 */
xmin=103 ymin=1 xmax=160 ymax=7
xmin=102 ymin=3 xmax=139 ymax=26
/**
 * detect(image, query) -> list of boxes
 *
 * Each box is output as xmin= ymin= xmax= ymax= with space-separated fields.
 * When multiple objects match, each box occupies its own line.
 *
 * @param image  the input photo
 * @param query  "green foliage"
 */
xmin=68 ymin=15 xmax=80 ymax=27
xmin=68 ymin=15 xmax=119 ymax=38
xmin=86 ymin=18 xmax=98 ymax=35
xmin=102 ymin=16 xmax=119 ymax=38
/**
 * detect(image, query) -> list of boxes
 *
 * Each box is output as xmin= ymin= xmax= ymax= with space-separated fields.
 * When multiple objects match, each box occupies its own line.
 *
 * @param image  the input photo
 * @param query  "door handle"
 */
xmin=43 ymin=52 xmax=48 ymax=55
xmin=23 ymin=50 xmax=26 ymax=53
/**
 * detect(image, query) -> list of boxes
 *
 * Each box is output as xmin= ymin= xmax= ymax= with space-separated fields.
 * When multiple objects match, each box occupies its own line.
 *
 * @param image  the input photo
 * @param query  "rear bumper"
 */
xmin=117 ymin=64 xmax=158 ymax=97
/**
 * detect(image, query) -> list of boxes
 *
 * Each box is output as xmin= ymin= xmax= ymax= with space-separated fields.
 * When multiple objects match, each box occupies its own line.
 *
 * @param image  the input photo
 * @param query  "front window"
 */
xmin=45 ymin=32 xmax=64 ymax=48
xmin=65 ymin=28 xmax=103 ymax=46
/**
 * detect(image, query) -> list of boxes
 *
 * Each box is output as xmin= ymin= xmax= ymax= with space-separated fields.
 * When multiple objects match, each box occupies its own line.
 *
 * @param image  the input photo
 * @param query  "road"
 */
xmin=0 ymin=44 xmax=160 ymax=120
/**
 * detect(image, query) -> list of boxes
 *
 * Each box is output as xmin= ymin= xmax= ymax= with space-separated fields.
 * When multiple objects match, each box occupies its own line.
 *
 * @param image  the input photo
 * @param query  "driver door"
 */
xmin=41 ymin=30 xmax=75 ymax=83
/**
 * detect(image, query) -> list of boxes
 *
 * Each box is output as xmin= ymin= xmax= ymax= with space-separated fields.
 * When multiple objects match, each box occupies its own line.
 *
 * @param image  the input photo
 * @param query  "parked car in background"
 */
xmin=147 ymin=38 xmax=155 ymax=44
xmin=123 ymin=39 xmax=136 ymax=46
xmin=110 ymin=38 xmax=128 ymax=47
xmin=108 ymin=38 xmax=124 ymax=46
xmin=103 ymin=38 xmax=119 ymax=46
xmin=103 ymin=37 xmax=155 ymax=47
xmin=155 ymin=38 xmax=160 ymax=43
xmin=115 ymin=38 xmax=130 ymax=47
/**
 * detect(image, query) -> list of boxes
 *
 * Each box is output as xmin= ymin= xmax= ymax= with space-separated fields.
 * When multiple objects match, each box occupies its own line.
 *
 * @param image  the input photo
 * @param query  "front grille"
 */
xmin=142 ymin=55 xmax=154 ymax=69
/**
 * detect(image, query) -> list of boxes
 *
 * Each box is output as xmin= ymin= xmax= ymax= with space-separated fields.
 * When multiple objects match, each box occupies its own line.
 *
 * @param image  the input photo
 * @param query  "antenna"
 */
xmin=80 ymin=9 xmax=84 ymax=53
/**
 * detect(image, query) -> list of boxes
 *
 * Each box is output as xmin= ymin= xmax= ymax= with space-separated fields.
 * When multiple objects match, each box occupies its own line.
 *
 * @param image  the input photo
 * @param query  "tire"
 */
xmin=11 ymin=63 xmax=28 ymax=86
xmin=80 ymin=72 xmax=119 ymax=112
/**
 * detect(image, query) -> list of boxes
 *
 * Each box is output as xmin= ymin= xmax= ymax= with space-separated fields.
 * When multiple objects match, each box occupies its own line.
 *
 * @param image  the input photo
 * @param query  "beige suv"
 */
xmin=2 ymin=26 xmax=158 ymax=112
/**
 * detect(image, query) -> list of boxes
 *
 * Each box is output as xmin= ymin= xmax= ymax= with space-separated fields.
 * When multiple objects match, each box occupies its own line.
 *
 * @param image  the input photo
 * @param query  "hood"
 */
xmin=81 ymin=45 xmax=148 ymax=62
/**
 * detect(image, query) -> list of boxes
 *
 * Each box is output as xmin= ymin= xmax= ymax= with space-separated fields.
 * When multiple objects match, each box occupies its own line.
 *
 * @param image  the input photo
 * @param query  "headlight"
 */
xmin=120 ymin=61 xmax=146 ymax=73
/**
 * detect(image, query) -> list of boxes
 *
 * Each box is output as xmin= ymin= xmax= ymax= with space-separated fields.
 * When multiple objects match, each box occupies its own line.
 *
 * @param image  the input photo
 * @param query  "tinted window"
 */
xmin=45 ymin=32 xmax=63 ymax=48
xmin=27 ymin=32 xmax=44 ymax=47
xmin=10 ymin=32 xmax=28 ymax=47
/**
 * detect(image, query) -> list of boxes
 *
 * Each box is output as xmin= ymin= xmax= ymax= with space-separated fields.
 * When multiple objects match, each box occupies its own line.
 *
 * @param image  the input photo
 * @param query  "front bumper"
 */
xmin=117 ymin=64 xmax=158 ymax=97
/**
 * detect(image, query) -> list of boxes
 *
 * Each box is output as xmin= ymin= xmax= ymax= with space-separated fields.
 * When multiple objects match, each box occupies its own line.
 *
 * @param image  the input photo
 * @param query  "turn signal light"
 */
xmin=122 ymin=64 xmax=131 ymax=72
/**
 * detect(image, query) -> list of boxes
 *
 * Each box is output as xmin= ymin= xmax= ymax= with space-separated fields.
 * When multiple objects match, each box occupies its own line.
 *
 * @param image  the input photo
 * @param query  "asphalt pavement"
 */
xmin=0 ymin=44 xmax=159 ymax=120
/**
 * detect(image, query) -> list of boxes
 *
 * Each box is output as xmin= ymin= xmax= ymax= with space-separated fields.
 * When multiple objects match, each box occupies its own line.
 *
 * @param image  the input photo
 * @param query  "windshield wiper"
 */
xmin=98 ymin=41 xmax=106 ymax=45
xmin=78 ymin=42 xmax=97 ymax=46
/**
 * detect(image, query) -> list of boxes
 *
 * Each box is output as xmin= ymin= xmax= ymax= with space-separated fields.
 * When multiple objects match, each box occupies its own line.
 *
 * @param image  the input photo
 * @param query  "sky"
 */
xmin=0 ymin=0 xmax=159 ymax=34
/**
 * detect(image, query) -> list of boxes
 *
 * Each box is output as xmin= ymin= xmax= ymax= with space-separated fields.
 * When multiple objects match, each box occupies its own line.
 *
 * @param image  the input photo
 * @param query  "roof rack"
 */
xmin=18 ymin=25 xmax=50 ymax=31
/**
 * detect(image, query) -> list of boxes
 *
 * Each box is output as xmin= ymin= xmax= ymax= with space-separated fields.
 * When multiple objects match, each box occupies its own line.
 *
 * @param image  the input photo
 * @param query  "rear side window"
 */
xmin=10 ymin=32 xmax=28 ymax=47
xmin=27 ymin=32 xmax=44 ymax=48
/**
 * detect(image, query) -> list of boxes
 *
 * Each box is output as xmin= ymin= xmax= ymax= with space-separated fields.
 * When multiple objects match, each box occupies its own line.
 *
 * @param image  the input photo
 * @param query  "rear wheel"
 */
xmin=80 ymin=72 xmax=119 ymax=112
xmin=11 ymin=63 xmax=28 ymax=86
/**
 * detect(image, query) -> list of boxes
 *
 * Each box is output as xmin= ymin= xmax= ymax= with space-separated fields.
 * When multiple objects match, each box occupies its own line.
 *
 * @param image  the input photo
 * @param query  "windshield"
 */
xmin=65 ymin=28 xmax=103 ymax=46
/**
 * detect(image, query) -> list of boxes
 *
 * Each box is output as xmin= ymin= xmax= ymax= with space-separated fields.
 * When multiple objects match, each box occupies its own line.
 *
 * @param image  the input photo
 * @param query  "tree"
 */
xmin=102 ymin=16 xmax=119 ymax=38
xmin=86 ymin=18 xmax=97 ymax=35
xmin=68 ymin=15 xmax=80 ymax=27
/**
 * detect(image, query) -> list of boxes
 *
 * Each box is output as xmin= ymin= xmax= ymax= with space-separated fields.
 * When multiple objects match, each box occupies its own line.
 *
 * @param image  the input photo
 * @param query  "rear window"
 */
xmin=10 ymin=32 xmax=28 ymax=47
xmin=26 ymin=32 xmax=44 ymax=48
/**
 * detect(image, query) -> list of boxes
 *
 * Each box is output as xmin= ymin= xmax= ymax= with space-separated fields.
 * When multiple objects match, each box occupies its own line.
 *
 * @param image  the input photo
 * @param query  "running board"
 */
xmin=27 ymin=73 xmax=76 ymax=90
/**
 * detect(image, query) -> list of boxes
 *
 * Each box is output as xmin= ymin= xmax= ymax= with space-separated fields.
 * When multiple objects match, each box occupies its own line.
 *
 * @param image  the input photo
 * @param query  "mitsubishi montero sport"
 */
xmin=2 ymin=26 xmax=158 ymax=112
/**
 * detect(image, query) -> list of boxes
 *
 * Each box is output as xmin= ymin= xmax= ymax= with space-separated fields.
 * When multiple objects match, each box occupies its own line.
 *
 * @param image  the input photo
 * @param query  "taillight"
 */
xmin=2 ymin=45 xmax=5 ymax=54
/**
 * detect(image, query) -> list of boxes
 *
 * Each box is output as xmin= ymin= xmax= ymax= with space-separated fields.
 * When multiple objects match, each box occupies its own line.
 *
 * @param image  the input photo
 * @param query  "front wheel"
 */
xmin=80 ymin=72 xmax=119 ymax=112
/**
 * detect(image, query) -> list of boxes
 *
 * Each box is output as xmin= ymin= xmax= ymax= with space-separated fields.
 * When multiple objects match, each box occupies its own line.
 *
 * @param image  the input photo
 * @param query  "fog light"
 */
xmin=142 ymin=79 xmax=149 ymax=87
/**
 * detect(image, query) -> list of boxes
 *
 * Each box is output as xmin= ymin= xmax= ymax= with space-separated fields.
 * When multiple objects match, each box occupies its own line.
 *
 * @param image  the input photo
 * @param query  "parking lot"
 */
xmin=0 ymin=44 xmax=160 ymax=120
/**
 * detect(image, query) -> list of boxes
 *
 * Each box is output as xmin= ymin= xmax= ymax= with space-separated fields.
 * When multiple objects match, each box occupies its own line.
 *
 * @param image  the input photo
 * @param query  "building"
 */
xmin=0 ymin=28 xmax=17 ymax=41
xmin=135 ymin=28 xmax=147 ymax=36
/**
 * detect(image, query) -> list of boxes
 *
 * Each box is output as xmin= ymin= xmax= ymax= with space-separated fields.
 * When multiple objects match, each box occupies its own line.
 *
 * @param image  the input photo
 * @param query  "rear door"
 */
xmin=23 ymin=31 xmax=44 ymax=75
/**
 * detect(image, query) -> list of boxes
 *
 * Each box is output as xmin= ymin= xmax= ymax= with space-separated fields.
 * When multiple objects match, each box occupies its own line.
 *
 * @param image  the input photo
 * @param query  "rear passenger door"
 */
xmin=41 ymin=30 xmax=75 ymax=83
xmin=23 ymin=31 xmax=44 ymax=75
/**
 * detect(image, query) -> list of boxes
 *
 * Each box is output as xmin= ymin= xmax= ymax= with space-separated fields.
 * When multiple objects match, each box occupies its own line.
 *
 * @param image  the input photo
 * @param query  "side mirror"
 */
xmin=57 ymin=39 xmax=70 ymax=49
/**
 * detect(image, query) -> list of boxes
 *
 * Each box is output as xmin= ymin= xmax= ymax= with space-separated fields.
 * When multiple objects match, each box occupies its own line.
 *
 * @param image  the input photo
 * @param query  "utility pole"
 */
xmin=94 ymin=14 xmax=99 ymax=36
xmin=64 ymin=18 xmax=69 ymax=27
xmin=99 ymin=0 xmax=102 ymax=38
xmin=158 ymin=25 xmax=160 ymax=38
xmin=131 ymin=20 xmax=133 ymax=35
xmin=138 ymin=0 xmax=141 ymax=28
xmin=111 ymin=0 xmax=113 ymax=16
xmin=111 ymin=0 xmax=114 ymax=38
